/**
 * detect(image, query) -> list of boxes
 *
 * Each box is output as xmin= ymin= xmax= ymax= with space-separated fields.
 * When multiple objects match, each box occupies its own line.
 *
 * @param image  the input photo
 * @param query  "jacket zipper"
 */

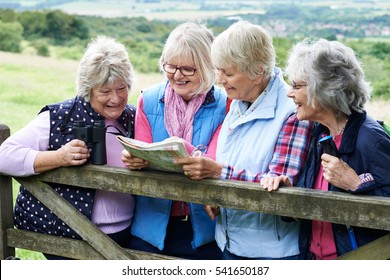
xmin=225 ymin=209 xmax=230 ymax=249
xmin=275 ymin=216 xmax=281 ymax=241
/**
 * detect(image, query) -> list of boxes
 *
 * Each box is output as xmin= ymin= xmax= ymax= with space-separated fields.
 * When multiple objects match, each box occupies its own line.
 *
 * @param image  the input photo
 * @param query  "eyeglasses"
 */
xmin=291 ymin=82 xmax=307 ymax=90
xmin=163 ymin=63 xmax=197 ymax=76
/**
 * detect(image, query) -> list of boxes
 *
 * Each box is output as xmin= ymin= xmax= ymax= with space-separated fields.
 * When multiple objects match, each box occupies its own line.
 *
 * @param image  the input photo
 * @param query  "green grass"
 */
xmin=0 ymin=51 xmax=162 ymax=131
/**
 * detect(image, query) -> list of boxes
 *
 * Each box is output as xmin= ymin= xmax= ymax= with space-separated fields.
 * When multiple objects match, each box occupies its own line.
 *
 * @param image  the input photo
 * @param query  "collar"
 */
xmin=314 ymin=110 xmax=366 ymax=154
xmin=232 ymin=67 xmax=283 ymax=122
xmin=159 ymin=85 xmax=216 ymax=106
xmin=59 ymin=96 xmax=134 ymax=137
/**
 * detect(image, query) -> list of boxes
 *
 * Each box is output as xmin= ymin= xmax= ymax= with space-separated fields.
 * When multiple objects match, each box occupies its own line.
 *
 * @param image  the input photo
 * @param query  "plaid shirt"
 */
xmin=221 ymin=114 xmax=313 ymax=184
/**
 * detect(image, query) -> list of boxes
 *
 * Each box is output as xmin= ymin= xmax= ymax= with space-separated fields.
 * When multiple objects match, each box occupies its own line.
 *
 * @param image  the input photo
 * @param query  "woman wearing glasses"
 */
xmin=121 ymin=22 xmax=227 ymax=259
xmin=283 ymin=39 xmax=390 ymax=259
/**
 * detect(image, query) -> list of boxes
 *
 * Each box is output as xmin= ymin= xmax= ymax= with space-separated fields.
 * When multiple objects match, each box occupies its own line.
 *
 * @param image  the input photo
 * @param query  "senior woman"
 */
xmin=283 ymin=38 xmax=390 ymax=259
xmin=121 ymin=22 xmax=227 ymax=259
xmin=0 ymin=36 xmax=136 ymax=259
xmin=175 ymin=21 xmax=313 ymax=260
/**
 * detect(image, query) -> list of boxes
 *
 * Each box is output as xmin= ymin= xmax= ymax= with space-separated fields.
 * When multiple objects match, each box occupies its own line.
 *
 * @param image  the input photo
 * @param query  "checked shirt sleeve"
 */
xmin=221 ymin=114 xmax=313 ymax=184
xmin=265 ymin=114 xmax=313 ymax=185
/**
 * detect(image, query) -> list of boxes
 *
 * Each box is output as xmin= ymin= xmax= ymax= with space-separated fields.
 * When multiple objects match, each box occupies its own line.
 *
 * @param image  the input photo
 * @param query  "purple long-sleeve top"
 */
xmin=0 ymin=111 xmax=134 ymax=234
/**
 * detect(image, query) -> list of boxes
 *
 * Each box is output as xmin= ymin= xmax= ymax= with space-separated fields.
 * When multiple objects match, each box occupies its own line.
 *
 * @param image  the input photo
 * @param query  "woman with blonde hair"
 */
xmin=122 ymin=22 xmax=227 ymax=259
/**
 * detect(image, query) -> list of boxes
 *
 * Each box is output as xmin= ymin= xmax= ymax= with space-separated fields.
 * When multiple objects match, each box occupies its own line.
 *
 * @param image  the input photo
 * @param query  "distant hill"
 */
xmin=2 ymin=1 xmax=389 ymax=20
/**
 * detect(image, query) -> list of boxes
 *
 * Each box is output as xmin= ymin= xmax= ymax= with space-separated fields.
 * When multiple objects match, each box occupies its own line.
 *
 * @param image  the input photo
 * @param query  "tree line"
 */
xmin=0 ymin=7 xmax=389 ymax=99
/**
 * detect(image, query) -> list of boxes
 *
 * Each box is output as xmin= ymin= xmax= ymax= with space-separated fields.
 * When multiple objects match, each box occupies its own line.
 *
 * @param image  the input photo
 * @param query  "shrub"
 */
xmin=32 ymin=40 xmax=50 ymax=57
xmin=0 ymin=20 xmax=23 ymax=52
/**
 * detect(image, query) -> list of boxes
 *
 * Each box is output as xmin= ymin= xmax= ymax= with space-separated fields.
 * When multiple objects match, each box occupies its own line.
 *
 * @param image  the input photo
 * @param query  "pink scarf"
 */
xmin=164 ymin=84 xmax=207 ymax=142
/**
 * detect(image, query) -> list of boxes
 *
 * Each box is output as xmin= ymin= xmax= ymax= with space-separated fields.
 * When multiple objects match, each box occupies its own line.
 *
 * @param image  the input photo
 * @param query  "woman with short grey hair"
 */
xmin=0 ymin=35 xmax=137 ymax=259
xmin=77 ymin=35 xmax=135 ymax=102
xmin=284 ymin=38 xmax=390 ymax=259
xmin=285 ymin=38 xmax=370 ymax=116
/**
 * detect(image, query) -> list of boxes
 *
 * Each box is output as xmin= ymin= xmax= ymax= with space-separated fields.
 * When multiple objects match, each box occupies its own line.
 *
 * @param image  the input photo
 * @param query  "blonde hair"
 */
xmin=159 ymin=22 xmax=215 ymax=94
xmin=212 ymin=21 xmax=275 ymax=80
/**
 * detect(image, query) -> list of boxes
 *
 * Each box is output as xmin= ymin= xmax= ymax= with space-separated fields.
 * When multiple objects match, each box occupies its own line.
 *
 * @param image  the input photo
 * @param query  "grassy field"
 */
xmin=1 ymin=50 xmax=389 ymax=259
xmin=0 ymin=51 xmax=163 ymax=132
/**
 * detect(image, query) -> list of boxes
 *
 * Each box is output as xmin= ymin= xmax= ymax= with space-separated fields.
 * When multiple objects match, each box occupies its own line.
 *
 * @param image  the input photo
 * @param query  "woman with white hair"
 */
xmin=283 ymin=38 xmax=390 ymax=259
xmin=175 ymin=21 xmax=313 ymax=259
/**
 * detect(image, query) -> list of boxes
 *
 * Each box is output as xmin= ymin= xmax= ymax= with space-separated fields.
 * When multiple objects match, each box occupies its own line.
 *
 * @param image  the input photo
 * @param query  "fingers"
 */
xmin=70 ymin=153 xmax=85 ymax=161
xmin=123 ymin=160 xmax=149 ymax=170
xmin=181 ymin=158 xmax=202 ymax=179
xmin=321 ymin=153 xmax=338 ymax=162
xmin=183 ymin=167 xmax=212 ymax=181
xmin=321 ymin=153 xmax=340 ymax=167
xmin=174 ymin=156 xmax=200 ymax=165
xmin=69 ymin=139 xmax=88 ymax=149
xmin=261 ymin=177 xmax=280 ymax=192
xmin=180 ymin=157 xmax=221 ymax=180
xmin=121 ymin=149 xmax=131 ymax=158
xmin=260 ymin=175 xmax=291 ymax=192
xmin=184 ymin=169 xmax=202 ymax=180
xmin=68 ymin=145 xmax=89 ymax=164
xmin=59 ymin=140 xmax=89 ymax=166
xmin=281 ymin=176 xmax=292 ymax=186
xmin=204 ymin=205 xmax=220 ymax=221
xmin=321 ymin=155 xmax=343 ymax=174
xmin=121 ymin=150 xmax=149 ymax=170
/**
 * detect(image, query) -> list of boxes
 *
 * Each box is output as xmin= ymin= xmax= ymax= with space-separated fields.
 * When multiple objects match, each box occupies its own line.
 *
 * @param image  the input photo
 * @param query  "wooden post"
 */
xmin=0 ymin=124 xmax=15 ymax=259
xmin=16 ymin=178 xmax=136 ymax=260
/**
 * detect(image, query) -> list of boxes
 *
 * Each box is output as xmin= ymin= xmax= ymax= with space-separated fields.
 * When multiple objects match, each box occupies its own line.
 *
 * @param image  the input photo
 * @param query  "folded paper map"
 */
xmin=117 ymin=136 xmax=189 ymax=173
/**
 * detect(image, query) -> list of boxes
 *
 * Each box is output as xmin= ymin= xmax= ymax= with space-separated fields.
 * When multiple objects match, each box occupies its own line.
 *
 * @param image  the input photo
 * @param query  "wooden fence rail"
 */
xmin=1 ymin=123 xmax=389 ymax=260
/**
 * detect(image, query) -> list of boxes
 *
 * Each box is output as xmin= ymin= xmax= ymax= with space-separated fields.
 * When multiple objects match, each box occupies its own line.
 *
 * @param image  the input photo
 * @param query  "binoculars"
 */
xmin=73 ymin=120 xmax=107 ymax=165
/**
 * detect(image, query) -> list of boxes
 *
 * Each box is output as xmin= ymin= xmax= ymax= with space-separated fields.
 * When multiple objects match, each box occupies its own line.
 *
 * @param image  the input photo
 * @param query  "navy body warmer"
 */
xmin=14 ymin=97 xmax=135 ymax=239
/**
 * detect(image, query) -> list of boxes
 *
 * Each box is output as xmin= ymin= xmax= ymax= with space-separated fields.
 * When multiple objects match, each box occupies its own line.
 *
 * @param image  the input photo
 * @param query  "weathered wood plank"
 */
xmin=35 ymin=165 xmax=390 ymax=231
xmin=6 ymin=228 xmax=175 ymax=260
xmin=336 ymin=233 xmax=390 ymax=260
xmin=0 ymin=124 xmax=14 ymax=259
xmin=15 ymin=177 xmax=136 ymax=260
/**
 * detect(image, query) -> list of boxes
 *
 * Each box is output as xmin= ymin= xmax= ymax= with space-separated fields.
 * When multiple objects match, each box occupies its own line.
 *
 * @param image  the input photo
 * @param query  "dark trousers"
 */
xmin=128 ymin=216 xmax=222 ymax=260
